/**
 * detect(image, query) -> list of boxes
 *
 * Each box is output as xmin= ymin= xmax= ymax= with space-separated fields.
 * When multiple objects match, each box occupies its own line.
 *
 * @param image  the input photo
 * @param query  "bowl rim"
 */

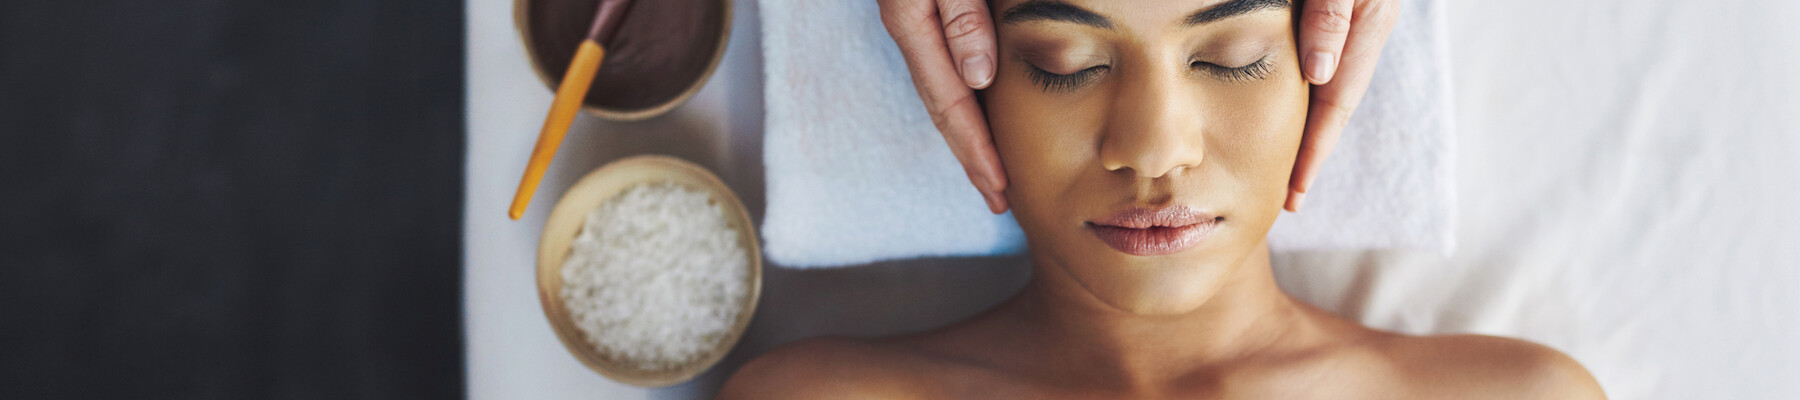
xmin=535 ymin=155 xmax=763 ymax=387
xmin=512 ymin=0 xmax=734 ymax=121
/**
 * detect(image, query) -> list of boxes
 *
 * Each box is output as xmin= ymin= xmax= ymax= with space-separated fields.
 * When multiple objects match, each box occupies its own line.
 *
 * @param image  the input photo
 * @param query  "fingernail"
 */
xmin=962 ymin=54 xmax=994 ymax=88
xmin=1305 ymin=52 xmax=1336 ymax=84
xmin=1291 ymin=191 xmax=1307 ymax=212
xmin=982 ymin=190 xmax=1004 ymax=213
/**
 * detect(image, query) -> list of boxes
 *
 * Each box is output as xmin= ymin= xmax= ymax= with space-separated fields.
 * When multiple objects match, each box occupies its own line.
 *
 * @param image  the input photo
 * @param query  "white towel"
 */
xmin=761 ymin=0 xmax=1454 ymax=268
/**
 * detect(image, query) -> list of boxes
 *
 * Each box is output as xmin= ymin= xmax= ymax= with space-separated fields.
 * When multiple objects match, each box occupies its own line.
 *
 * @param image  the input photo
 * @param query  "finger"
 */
xmin=938 ymin=90 xmax=1010 ymax=214
xmin=1287 ymin=0 xmax=1399 ymax=212
xmin=879 ymin=0 xmax=1011 ymax=213
xmin=1286 ymin=95 xmax=1346 ymax=212
xmin=1297 ymin=0 xmax=1353 ymax=85
xmin=937 ymin=0 xmax=998 ymax=89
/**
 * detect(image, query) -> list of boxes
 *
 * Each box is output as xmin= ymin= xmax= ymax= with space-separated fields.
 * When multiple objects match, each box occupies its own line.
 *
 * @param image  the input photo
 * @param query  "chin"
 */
xmin=1063 ymin=252 xmax=1241 ymax=316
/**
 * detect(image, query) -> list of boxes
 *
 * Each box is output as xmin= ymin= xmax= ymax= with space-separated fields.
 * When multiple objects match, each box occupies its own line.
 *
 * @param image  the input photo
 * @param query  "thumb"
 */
xmin=937 ymin=0 xmax=997 ymax=89
xmin=1297 ymin=0 xmax=1353 ymax=85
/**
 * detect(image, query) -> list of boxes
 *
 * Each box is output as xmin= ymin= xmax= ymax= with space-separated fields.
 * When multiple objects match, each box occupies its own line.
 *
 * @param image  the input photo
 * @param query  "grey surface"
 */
xmin=0 ymin=0 xmax=464 ymax=398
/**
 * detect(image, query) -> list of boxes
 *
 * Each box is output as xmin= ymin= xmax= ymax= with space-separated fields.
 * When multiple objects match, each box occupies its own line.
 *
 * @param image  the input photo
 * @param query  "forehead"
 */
xmin=994 ymin=0 xmax=1292 ymax=31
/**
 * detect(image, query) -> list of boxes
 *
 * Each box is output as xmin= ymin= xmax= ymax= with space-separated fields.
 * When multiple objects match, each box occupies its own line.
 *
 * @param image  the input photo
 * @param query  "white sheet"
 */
xmin=464 ymin=0 xmax=1800 ymax=398
xmin=1296 ymin=1 xmax=1800 ymax=397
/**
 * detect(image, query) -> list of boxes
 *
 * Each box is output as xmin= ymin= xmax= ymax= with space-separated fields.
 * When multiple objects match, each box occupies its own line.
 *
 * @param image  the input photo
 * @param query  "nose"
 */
xmin=1098 ymin=66 xmax=1206 ymax=179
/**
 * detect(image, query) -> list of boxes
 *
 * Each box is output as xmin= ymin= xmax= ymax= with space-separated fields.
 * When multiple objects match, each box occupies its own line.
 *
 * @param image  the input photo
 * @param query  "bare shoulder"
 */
xmin=718 ymin=336 xmax=930 ymax=400
xmin=1373 ymin=334 xmax=1606 ymax=399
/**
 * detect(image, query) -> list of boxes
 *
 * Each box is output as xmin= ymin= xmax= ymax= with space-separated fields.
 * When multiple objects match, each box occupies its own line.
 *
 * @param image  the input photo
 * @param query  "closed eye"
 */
xmin=1191 ymin=55 xmax=1274 ymax=82
xmin=1027 ymin=65 xmax=1109 ymax=92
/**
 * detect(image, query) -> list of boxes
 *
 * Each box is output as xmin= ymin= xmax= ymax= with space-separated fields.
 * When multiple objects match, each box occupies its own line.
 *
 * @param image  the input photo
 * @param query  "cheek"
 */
xmin=985 ymin=78 xmax=1106 ymax=215
xmin=1200 ymin=71 xmax=1310 ymax=201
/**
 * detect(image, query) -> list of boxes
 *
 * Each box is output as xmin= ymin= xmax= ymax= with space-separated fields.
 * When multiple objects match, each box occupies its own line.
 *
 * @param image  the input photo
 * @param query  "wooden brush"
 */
xmin=509 ymin=0 xmax=636 ymax=220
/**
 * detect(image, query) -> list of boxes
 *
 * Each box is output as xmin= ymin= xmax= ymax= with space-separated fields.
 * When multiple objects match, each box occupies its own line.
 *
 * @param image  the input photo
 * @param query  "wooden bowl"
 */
xmin=514 ymin=0 xmax=733 ymax=121
xmin=536 ymin=155 xmax=762 ymax=387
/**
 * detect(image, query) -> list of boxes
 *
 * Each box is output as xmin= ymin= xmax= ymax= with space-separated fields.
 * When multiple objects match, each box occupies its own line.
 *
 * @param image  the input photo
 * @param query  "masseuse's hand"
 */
xmin=877 ymin=0 xmax=1009 ymax=214
xmin=877 ymin=0 xmax=1400 ymax=214
xmin=1286 ymin=0 xmax=1399 ymax=212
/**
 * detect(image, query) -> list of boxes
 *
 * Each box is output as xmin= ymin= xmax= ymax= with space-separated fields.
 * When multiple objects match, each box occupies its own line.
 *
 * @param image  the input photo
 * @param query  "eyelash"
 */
xmin=1192 ymin=55 xmax=1275 ymax=82
xmin=1024 ymin=55 xmax=1275 ymax=92
xmin=1027 ymin=65 xmax=1108 ymax=92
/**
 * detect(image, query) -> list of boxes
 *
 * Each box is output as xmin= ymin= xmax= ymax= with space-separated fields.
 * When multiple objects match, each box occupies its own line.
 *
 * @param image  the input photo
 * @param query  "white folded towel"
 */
xmin=761 ymin=0 xmax=1455 ymax=268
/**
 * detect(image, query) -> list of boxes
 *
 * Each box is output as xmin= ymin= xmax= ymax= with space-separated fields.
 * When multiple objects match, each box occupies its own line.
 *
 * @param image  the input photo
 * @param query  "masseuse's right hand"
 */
xmin=877 ymin=0 xmax=1010 ymax=214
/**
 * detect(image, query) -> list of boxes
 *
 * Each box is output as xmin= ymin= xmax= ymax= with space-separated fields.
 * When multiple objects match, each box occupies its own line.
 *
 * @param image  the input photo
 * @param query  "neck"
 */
xmin=998 ymin=242 xmax=1307 ymax=389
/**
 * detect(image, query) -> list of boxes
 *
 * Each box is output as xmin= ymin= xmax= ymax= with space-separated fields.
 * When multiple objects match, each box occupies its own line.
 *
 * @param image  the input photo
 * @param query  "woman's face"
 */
xmin=987 ymin=0 xmax=1307 ymax=314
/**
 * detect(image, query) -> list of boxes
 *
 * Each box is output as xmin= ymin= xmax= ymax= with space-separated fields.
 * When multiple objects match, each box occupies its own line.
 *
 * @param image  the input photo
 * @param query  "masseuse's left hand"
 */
xmin=1285 ymin=0 xmax=1400 ymax=212
xmin=877 ymin=0 xmax=1400 ymax=214
xmin=878 ymin=0 xmax=1011 ymax=214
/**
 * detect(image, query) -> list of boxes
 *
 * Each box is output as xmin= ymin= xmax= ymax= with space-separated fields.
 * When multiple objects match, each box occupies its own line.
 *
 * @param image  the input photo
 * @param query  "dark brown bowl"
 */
xmin=514 ymin=0 xmax=732 ymax=121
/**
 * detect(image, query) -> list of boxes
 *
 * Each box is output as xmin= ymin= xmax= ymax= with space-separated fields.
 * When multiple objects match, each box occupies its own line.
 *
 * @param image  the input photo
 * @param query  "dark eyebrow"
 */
xmin=1000 ymin=1 xmax=1112 ymax=29
xmin=1001 ymin=0 xmax=1289 ymax=29
xmin=1183 ymin=0 xmax=1291 ymax=26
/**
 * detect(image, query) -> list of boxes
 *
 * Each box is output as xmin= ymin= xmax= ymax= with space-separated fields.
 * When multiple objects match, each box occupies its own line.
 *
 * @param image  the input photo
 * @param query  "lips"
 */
xmin=1086 ymin=206 xmax=1220 ymax=256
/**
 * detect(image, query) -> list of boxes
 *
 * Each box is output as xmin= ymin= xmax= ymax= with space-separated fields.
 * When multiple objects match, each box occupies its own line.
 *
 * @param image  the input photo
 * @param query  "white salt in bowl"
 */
xmin=536 ymin=155 xmax=761 ymax=387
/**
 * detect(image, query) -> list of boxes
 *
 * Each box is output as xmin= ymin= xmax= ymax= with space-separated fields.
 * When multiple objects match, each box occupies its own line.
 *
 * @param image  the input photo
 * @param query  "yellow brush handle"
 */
xmin=510 ymin=40 xmax=605 ymax=220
